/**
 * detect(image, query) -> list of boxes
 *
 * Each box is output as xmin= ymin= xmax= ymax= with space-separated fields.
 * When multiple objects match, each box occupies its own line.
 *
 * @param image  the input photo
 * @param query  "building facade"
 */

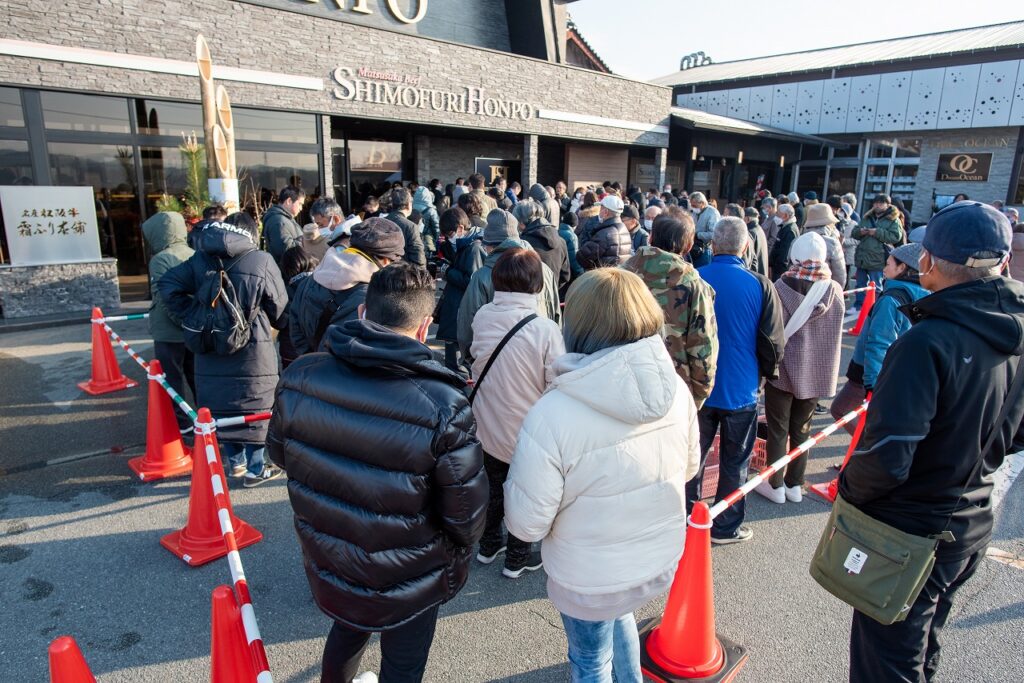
xmin=0 ymin=0 xmax=670 ymax=315
xmin=651 ymin=21 xmax=1024 ymax=222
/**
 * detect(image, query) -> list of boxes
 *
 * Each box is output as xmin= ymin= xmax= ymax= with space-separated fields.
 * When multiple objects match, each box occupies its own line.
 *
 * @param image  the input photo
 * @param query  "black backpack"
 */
xmin=182 ymin=253 xmax=256 ymax=356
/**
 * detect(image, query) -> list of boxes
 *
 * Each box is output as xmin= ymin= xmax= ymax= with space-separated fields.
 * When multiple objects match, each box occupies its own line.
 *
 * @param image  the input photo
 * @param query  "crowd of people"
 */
xmin=138 ymin=171 xmax=1024 ymax=683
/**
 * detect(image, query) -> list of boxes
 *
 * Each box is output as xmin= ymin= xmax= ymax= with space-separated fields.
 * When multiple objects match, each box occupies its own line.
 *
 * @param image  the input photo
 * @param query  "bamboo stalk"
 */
xmin=215 ymin=85 xmax=236 ymax=180
xmin=196 ymin=34 xmax=219 ymax=179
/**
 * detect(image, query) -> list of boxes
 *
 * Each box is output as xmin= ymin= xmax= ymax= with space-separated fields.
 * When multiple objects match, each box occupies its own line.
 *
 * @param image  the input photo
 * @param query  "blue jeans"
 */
xmin=219 ymin=442 xmax=265 ymax=476
xmin=855 ymin=269 xmax=883 ymax=307
xmin=560 ymin=613 xmax=642 ymax=683
xmin=686 ymin=405 xmax=758 ymax=539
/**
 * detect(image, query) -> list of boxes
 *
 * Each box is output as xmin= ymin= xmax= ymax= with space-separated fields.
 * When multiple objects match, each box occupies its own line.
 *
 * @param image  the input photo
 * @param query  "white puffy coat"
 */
xmin=504 ymin=335 xmax=700 ymax=602
xmin=470 ymin=292 xmax=565 ymax=463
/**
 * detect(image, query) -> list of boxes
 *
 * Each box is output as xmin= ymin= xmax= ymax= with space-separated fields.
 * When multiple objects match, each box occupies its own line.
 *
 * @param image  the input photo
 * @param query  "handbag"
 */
xmin=467 ymin=314 xmax=537 ymax=405
xmin=810 ymin=357 xmax=1024 ymax=625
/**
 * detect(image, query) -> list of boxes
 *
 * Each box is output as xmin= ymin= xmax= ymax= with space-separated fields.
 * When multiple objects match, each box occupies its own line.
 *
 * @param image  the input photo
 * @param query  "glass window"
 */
xmin=41 ymin=92 xmax=131 ymax=134
xmin=135 ymin=100 xmax=204 ymax=138
xmin=868 ymin=140 xmax=894 ymax=159
xmin=826 ymin=168 xmax=859 ymax=197
xmin=796 ymin=165 xmax=826 ymax=198
xmin=831 ymin=142 xmax=860 ymax=158
xmin=348 ymin=139 xmax=403 ymax=210
xmin=895 ymin=138 xmax=922 ymax=158
xmin=1015 ymin=155 xmax=1024 ymax=205
xmin=236 ymin=150 xmax=320 ymax=219
xmin=891 ymin=164 xmax=918 ymax=212
xmin=800 ymin=145 xmax=828 ymax=161
xmin=865 ymin=163 xmax=891 ymax=198
xmin=0 ymin=87 xmax=24 ymax=127
xmin=140 ymin=146 xmax=191 ymax=218
xmin=0 ymin=139 xmax=32 ymax=184
xmin=233 ymin=108 xmax=317 ymax=144
xmin=48 ymin=142 xmax=143 ymax=273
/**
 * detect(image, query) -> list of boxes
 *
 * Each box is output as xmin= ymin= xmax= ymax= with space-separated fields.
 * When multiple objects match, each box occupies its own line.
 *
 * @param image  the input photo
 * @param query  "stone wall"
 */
xmin=913 ymin=128 xmax=1019 ymax=222
xmin=0 ymin=0 xmax=670 ymax=148
xmin=415 ymin=136 xmax=523 ymax=187
xmin=0 ymin=259 xmax=120 ymax=318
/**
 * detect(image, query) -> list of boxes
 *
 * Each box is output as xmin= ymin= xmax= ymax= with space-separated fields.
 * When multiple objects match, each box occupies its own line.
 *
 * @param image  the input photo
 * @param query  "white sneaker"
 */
xmin=352 ymin=673 xmax=378 ymax=683
xmin=754 ymin=480 xmax=786 ymax=504
xmin=785 ymin=485 xmax=803 ymax=503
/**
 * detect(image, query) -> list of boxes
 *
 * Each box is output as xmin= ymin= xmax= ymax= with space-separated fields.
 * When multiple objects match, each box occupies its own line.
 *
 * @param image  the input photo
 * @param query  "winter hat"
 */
xmin=483 ymin=208 xmax=519 ymax=244
xmin=302 ymin=222 xmax=324 ymax=241
xmin=908 ymin=226 xmax=927 ymax=243
xmin=789 ymin=232 xmax=827 ymax=264
xmin=351 ymin=217 xmax=405 ymax=261
xmin=600 ymin=195 xmax=624 ymax=214
xmin=804 ymin=191 xmax=818 ymax=201
xmin=922 ymin=201 xmax=1011 ymax=268
xmin=803 ymin=203 xmax=839 ymax=228
xmin=891 ymin=243 xmax=923 ymax=271
xmin=621 ymin=205 xmax=640 ymax=221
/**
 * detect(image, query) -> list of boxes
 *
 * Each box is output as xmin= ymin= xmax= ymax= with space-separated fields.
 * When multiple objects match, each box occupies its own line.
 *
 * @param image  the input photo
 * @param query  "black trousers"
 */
xmin=849 ymin=550 xmax=984 ymax=682
xmin=480 ymin=454 xmax=531 ymax=564
xmin=764 ymin=384 xmax=817 ymax=488
xmin=321 ymin=604 xmax=440 ymax=683
xmin=686 ymin=405 xmax=757 ymax=539
xmin=152 ymin=341 xmax=196 ymax=431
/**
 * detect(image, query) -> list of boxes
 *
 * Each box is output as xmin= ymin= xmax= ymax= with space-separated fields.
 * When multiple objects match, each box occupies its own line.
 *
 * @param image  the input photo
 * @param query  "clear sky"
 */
xmin=568 ymin=0 xmax=1024 ymax=81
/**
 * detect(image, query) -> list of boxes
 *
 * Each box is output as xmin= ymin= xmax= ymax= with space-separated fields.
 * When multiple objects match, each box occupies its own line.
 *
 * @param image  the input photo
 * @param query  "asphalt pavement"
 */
xmin=0 ymin=318 xmax=1021 ymax=682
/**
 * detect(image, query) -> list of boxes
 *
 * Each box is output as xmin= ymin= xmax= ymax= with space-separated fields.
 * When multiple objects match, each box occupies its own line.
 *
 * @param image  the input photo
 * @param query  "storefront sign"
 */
xmin=0 ymin=186 xmax=101 ymax=266
xmin=475 ymin=158 xmax=521 ymax=185
xmin=934 ymin=137 xmax=1011 ymax=149
xmin=332 ymin=66 xmax=535 ymax=120
xmin=242 ymin=0 xmax=427 ymax=24
xmin=936 ymin=153 xmax=992 ymax=182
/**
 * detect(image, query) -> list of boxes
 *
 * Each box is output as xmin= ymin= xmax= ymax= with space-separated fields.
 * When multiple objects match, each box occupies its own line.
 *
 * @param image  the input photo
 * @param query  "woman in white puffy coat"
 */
xmin=504 ymin=268 xmax=701 ymax=683
xmin=470 ymin=248 xmax=565 ymax=578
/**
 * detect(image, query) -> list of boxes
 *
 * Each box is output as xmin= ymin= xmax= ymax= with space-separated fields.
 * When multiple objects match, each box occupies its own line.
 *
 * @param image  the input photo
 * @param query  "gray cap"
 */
xmin=908 ymin=226 xmax=927 ymax=243
xmin=483 ymin=209 xmax=519 ymax=244
xmin=351 ymin=217 xmax=405 ymax=261
xmin=891 ymin=242 xmax=923 ymax=271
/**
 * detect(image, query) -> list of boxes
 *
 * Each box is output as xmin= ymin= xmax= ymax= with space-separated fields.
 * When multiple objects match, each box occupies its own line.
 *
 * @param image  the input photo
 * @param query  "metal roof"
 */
xmin=670 ymin=107 xmax=843 ymax=146
xmin=651 ymin=20 xmax=1024 ymax=88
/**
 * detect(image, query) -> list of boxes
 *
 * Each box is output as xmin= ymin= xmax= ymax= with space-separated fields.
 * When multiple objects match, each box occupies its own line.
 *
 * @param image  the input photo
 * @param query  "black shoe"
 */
xmin=814 ymin=404 xmax=829 ymax=415
xmin=477 ymin=540 xmax=506 ymax=565
xmin=711 ymin=525 xmax=753 ymax=545
xmin=243 ymin=465 xmax=284 ymax=488
xmin=502 ymin=551 xmax=543 ymax=579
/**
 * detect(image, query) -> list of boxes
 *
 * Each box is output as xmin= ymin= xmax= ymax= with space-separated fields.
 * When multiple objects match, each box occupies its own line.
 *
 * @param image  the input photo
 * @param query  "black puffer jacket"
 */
xmin=267 ymin=319 xmax=488 ymax=631
xmin=159 ymin=225 xmax=288 ymax=443
xmin=435 ymin=236 xmax=486 ymax=343
xmin=578 ymin=215 xmax=632 ymax=269
xmin=840 ymin=277 xmax=1024 ymax=561
xmin=522 ymin=218 xmax=570 ymax=288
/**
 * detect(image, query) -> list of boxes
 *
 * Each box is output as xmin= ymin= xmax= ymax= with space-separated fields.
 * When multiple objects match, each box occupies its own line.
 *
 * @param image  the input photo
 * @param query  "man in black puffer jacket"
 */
xmin=513 ymin=198 xmax=570 ymax=288
xmin=578 ymin=194 xmax=632 ymax=269
xmin=267 ymin=262 xmax=488 ymax=682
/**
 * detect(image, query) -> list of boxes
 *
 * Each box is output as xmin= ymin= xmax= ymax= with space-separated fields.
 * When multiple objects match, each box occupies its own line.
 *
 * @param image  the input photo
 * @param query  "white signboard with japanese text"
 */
xmin=1 ymin=186 xmax=101 ymax=267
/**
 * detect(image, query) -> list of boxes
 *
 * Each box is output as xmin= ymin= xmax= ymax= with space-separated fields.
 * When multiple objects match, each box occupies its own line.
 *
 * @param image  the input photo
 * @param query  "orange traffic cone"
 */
xmin=210 ymin=585 xmax=259 ymax=683
xmin=847 ymin=284 xmax=876 ymax=336
xmin=48 ymin=636 xmax=96 ymax=683
xmin=161 ymin=408 xmax=262 ymax=566
xmin=77 ymin=307 xmax=138 ymax=395
xmin=639 ymin=502 xmax=748 ymax=682
xmin=810 ymin=394 xmax=872 ymax=504
xmin=128 ymin=359 xmax=193 ymax=481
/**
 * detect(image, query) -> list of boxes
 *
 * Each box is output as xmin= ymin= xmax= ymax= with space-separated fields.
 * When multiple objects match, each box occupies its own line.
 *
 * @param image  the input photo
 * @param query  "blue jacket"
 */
xmin=558 ymin=222 xmax=584 ymax=277
xmin=699 ymin=255 xmax=785 ymax=410
xmin=851 ymin=278 xmax=930 ymax=389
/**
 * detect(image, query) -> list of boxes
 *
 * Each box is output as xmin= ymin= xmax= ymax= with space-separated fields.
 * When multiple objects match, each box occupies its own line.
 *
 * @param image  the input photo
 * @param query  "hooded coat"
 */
xmin=456 ymin=239 xmax=561 ymax=358
xmin=840 ymin=277 xmax=1024 ymax=562
xmin=158 ymin=225 xmax=288 ymax=443
xmin=435 ymin=237 xmax=487 ymax=343
xmin=852 ymin=205 xmax=903 ymax=271
xmin=288 ymin=247 xmax=378 ymax=357
xmin=504 ymin=335 xmax=700 ymax=619
xmin=577 ymin=215 xmax=631 ymax=270
xmin=267 ymin=318 xmax=488 ymax=631
xmin=142 ymin=212 xmax=193 ymax=343
xmin=263 ymin=204 xmax=302 ymax=265
xmin=521 ymin=217 xmax=571 ymax=288
xmin=528 ymin=183 xmax=561 ymax=226
xmin=413 ymin=186 xmax=440 ymax=255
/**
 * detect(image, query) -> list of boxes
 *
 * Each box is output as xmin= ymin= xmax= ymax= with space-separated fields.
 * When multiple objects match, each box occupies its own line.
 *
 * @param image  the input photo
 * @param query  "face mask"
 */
xmin=319 ymin=228 xmax=333 ymax=238
xmin=643 ymin=219 xmax=653 ymax=230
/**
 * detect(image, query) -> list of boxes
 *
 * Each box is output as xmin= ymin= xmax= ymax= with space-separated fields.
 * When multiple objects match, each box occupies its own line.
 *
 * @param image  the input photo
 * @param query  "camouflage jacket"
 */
xmin=624 ymin=246 xmax=718 ymax=408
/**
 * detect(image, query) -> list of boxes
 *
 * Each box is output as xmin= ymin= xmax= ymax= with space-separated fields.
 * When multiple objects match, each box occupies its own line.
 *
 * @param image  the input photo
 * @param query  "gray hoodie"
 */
xmin=529 ymin=183 xmax=562 ymax=226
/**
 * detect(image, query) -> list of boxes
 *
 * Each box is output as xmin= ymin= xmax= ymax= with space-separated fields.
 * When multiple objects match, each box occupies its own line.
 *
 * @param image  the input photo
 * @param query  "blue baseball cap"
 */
xmin=922 ymin=201 xmax=1011 ymax=268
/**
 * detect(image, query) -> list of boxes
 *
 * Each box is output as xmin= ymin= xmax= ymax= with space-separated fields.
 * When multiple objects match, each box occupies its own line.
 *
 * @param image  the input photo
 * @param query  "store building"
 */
xmin=650 ymin=21 xmax=1024 ymax=223
xmin=0 ymin=0 xmax=670 ymax=316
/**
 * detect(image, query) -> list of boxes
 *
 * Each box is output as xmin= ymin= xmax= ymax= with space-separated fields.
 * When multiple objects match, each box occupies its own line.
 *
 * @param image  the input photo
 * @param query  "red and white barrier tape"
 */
xmin=197 ymin=419 xmax=273 ymax=682
xmin=97 ymin=319 xmax=150 ymax=373
xmin=708 ymin=401 xmax=869 ymax=520
xmin=213 ymin=412 xmax=273 ymax=429
xmin=843 ymin=284 xmax=877 ymax=296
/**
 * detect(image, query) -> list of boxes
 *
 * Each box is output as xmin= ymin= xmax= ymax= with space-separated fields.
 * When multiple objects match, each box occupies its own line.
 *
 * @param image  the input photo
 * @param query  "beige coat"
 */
xmin=470 ymin=292 xmax=564 ymax=463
